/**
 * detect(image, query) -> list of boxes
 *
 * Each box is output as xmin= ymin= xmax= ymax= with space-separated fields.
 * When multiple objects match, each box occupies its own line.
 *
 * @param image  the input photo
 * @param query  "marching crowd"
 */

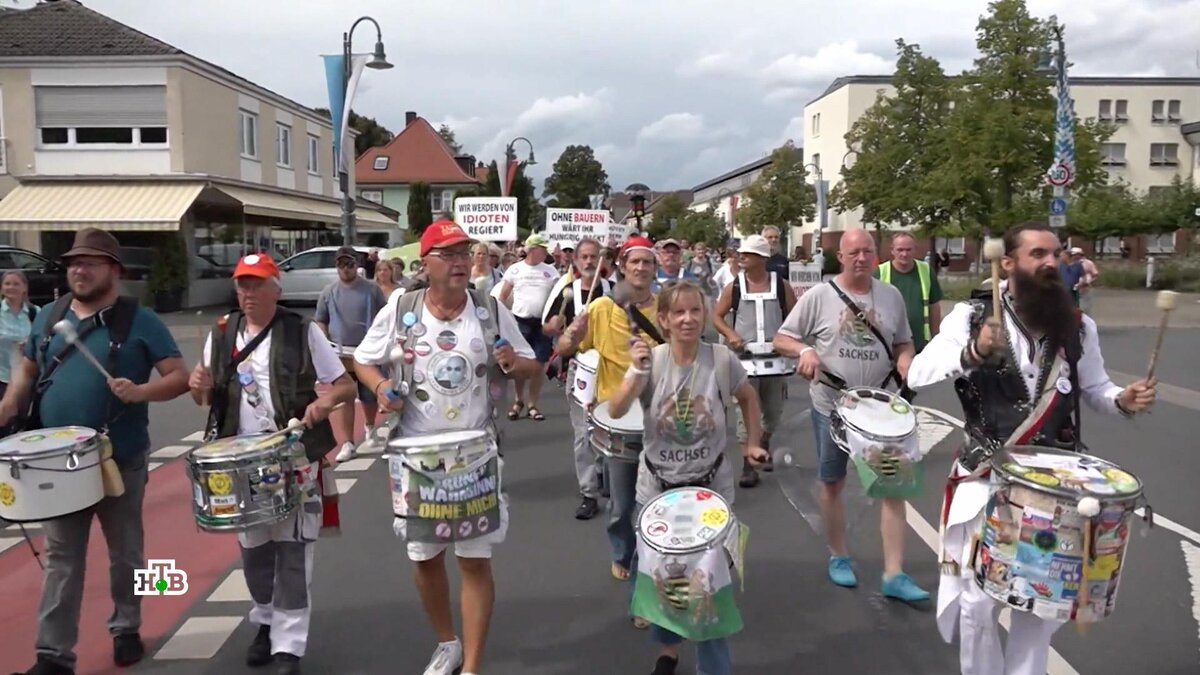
xmin=0 ymin=219 xmax=1156 ymax=675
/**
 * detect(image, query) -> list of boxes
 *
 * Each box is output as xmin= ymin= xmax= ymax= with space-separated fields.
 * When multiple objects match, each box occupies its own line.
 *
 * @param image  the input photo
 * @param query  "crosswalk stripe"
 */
xmin=334 ymin=458 xmax=376 ymax=472
xmin=336 ymin=478 xmax=357 ymax=494
xmin=207 ymin=571 xmax=251 ymax=603
xmin=148 ymin=462 xmax=163 ymax=472
xmin=0 ymin=537 xmax=23 ymax=554
xmin=152 ymin=445 xmax=194 ymax=458
xmin=181 ymin=431 xmax=206 ymax=443
xmin=153 ymin=616 xmax=243 ymax=660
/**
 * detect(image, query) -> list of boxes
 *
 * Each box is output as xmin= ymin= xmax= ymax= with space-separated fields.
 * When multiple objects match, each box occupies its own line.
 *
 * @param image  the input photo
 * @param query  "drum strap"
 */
xmin=644 ymin=452 xmax=724 ymax=492
xmin=828 ymin=280 xmax=915 ymax=401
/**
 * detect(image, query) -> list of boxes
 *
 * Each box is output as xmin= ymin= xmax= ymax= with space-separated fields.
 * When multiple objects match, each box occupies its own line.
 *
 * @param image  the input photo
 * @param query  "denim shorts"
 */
xmin=516 ymin=316 xmax=553 ymax=363
xmin=812 ymin=409 xmax=849 ymax=483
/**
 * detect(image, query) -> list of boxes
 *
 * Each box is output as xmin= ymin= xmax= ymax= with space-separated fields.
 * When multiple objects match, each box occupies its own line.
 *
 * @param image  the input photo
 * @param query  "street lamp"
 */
xmin=339 ymin=16 xmax=392 ymax=245
xmin=626 ymin=183 xmax=650 ymax=232
xmin=501 ymin=137 xmax=536 ymax=197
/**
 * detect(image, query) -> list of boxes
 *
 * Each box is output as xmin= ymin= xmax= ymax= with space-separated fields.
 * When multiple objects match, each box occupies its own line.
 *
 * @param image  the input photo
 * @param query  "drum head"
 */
xmin=591 ymin=401 xmax=643 ymax=432
xmin=0 ymin=427 xmax=97 ymax=457
xmin=575 ymin=349 xmax=600 ymax=369
xmin=836 ymin=388 xmax=916 ymax=440
xmin=638 ymin=487 xmax=732 ymax=554
xmin=388 ymin=429 xmax=487 ymax=453
xmin=992 ymin=446 xmax=1143 ymax=499
xmin=193 ymin=434 xmax=286 ymax=459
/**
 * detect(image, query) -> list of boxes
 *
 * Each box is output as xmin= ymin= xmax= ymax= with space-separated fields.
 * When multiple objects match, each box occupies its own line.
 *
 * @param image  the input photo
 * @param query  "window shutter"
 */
xmin=35 ymin=86 xmax=167 ymax=127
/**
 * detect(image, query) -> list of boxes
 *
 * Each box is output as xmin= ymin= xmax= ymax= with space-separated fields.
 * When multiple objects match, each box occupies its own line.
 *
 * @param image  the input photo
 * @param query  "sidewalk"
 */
xmin=937 ymin=288 xmax=1200 ymax=329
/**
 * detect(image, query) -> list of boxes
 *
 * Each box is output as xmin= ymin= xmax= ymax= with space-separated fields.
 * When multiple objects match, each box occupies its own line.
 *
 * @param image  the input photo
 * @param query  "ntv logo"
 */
xmin=133 ymin=559 xmax=189 ymax=596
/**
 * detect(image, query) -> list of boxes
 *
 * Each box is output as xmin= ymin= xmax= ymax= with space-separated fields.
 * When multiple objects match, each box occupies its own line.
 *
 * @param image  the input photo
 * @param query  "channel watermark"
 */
xmin=133 ymin=559 xmax=189 ymax=596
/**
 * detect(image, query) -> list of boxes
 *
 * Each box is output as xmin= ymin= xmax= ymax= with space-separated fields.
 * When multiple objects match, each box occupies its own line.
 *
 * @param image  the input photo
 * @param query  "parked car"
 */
xmin=278 ymin=246 xmax=373 ymax=304
xmin=0 ymin=246 xmax=69 ymax=306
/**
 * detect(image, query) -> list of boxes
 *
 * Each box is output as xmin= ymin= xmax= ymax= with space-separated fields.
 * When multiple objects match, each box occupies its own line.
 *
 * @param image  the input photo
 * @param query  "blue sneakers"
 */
xmin=882 ymin=572 xmax=930 ymax=602
xmin=827 ymin=556 xmax=858 ymax=587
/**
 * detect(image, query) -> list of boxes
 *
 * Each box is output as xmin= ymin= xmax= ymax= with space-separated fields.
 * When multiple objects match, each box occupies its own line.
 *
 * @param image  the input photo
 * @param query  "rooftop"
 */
xmin=356 ymin=115 xmax=481 ymax=185
xmin=809 ymin=74 xmax=1200 ymax=107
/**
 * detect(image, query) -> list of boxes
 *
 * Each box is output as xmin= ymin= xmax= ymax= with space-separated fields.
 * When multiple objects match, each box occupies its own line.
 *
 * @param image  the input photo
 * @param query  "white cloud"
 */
xmin=512 ymin=89 xmax=612 ymax=131
xmin=678 ymin=50 xmax=750 ymax=77
xmin=637 ymin=113 xmax=706 ymax=143
xmin=761 ymin=41 xmax=893 ymax=89
xmin=781 ymin=116 xmax=806 ymax=145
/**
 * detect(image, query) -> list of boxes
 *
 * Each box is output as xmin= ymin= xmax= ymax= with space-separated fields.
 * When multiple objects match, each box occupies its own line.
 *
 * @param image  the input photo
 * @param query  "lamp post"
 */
xmin=804 ymin=161 xmax=827 ymax=256
xmin=339 ymin=16 xmax=392 ymax=245
xmin=626 ymin=183 xmax=650 ymax=233
xmin=501 ymin=137 xmax=536 ymax=197
xmin=1039 ymin=18 xmax=1074 ymax=231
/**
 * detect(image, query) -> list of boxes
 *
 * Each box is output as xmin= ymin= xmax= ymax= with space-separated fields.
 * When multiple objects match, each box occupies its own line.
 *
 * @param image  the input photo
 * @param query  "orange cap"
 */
xmin=233 ymin=253 xmax=279 ymax=279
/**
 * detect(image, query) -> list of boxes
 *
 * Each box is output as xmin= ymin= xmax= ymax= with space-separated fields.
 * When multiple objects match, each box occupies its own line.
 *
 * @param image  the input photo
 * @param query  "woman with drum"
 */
xmin=908 ymin=222 xmax=1157 ymax=675
xmin=608 ymin=280 xmax=768 ymax=675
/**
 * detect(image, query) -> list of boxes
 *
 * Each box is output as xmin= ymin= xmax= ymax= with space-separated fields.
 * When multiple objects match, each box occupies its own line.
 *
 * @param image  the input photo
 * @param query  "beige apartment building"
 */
xmin=0 ymin=0 xmax=396 ymax=306
xmin=800 ymin=75 xmax=1200 ymax=262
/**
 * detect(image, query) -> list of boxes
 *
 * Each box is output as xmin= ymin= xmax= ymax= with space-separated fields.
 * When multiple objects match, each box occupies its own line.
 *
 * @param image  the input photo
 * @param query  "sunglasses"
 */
xmin=336 ymin=259 xmax=357 ymax=268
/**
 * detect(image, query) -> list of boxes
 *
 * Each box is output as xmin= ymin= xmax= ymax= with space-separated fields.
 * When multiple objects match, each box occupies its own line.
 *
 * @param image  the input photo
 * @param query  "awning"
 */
xmin=216 ymin=185 xmax=396 ymax=228
xmin=0 ymin=181 xmax=204 ymax=231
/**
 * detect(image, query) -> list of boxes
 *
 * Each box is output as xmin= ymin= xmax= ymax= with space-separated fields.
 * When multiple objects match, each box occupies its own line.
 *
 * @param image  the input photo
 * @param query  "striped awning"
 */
xmin=216 ymin=185 xmax=397 ymax=228
xmin=0 ymin=181 xmax=204 ymax=231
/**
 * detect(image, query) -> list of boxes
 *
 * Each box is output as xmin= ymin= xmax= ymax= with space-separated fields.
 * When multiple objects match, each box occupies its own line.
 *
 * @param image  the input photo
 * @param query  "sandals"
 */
xmin=527 ymin=406 xmax=546 ymax=422
xmin=632 ymin=617 xmax=650 ymax=630
xmin=611 ymin=562 xmax=631 ymax=581
xmin=507 ymin=401 xmax=524 ymax=421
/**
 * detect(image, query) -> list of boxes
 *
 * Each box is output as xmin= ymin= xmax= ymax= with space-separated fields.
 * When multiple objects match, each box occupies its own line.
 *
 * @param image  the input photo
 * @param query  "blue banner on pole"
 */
xmin=323 ymin=54 xmax=347 ymax=171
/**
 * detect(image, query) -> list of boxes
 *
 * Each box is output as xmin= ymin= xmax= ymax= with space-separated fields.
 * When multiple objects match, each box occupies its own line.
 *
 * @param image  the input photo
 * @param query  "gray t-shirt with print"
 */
xmin=635 ymin=343 xmax=747 ymax=505
xmin=778 ymin=278 xmax=911 ymax=416
xmin=314 ymin=277 xmax=388 ymax=348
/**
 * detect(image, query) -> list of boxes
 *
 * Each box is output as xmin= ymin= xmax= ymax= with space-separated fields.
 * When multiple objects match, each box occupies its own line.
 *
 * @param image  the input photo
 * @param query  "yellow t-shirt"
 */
xmin=579 ymin=295 xmax=660 ymax=403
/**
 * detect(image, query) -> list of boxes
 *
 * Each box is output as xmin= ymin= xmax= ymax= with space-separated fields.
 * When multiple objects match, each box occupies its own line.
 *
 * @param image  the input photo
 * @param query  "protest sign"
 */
xmin=454 ymin=197 xmax=517 ymax=241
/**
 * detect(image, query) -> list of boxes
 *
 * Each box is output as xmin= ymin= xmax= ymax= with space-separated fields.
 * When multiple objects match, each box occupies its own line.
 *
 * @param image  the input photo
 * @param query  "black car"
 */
xmin=0 ymin=246 xmax=69 ymax=306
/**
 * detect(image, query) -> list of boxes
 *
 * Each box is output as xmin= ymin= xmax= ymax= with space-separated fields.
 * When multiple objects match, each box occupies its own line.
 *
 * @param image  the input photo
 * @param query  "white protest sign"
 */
xmin=788 ymin=262 xmax=823 ymax=299
xmin=544 ymin=208 xmax=612 ymax=248
xmin=454 ymin=197 xmax=518 ymax=242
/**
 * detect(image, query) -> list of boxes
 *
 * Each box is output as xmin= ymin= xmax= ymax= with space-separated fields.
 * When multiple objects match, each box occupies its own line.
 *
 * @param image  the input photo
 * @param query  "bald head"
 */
xmin=840 ymin=229 xmax=874 ymax=251
xmin=837 ymin=229 xmax=878 ymax=282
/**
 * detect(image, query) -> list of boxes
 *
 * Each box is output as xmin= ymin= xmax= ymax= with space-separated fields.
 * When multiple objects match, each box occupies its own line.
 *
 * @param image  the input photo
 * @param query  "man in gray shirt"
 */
xmin=315 ymin=246 xmax=388 ymax=461
xmin=773 ymin=229 xmax=928 ymax=604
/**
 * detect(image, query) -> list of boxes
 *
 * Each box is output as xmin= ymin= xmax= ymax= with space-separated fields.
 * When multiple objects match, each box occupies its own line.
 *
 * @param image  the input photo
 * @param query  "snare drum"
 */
xmin=0 ymin=427 xmax=102 ymax=522
xmin=187 ymin=434 xmax=301 ymax=532
xmin=973 ymin=446 xmax=1145 ymax=624
xmin=589 ymin=401 xmax=644 ymax=462
xmin=572 ymin=350 xmax=600 ymax=406
xmin=830 ymin=387 xmax=922 ymax=498
xmin=631 ymin=487 xmax=744 ymax=641
xmin=385 ymin=430 xmax=502 ymax=544
xmin=738 ymin=352 xmax=796 ymax=378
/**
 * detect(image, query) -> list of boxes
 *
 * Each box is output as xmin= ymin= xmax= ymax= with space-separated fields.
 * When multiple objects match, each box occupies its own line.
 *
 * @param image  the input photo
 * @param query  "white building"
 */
xmin=801 ymin=75 xmax=1200 ymax=260
xmin=689 ymin=148 xmax=803 ymax=239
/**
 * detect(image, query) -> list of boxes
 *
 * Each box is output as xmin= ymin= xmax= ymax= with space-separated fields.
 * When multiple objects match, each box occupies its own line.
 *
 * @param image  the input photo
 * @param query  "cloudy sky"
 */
xmin=79 ymin=0 xmax=1200 ymax=194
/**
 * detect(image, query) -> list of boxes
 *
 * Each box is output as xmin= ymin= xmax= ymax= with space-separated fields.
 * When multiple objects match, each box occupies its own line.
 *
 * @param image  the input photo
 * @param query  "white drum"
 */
xmin=385 ymin=430 xmax=502 ymax=543
xmin=0 ymin=426 xmax=103 ymax=522
xmin=829 ymin=386 xmax=922 ymax=498
xmin=738 ymin=352 xmax=796 ymax=378
xmin=589 ymin=400 xmax=644 ymax=462
xmin=573 ymin=349 xmax=600 ymax=406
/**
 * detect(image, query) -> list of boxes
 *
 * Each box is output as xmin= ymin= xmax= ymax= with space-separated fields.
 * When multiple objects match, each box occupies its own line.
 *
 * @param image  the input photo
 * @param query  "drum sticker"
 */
xmin=436 ymin=330 xmax=458 ymax=351
xmin=646 ymin=521 xmax=670 ymax=537
xmin=21 ymin=434 xmax=44 ymax=442
xmin=435 ymin=522 xmax=452 ymax=539
xmin=210 ymin=494 xmax=238 ymax=516
xmin=1101 ymin=468 xmax=1139 ymax=494
xmin=414 ymin=342 xmax=433 ymax=357
xmin=1048 ymin=554 xmax=1083 ymax=583
xmin=0 ymin=482 xmax=15 ymax=506
xmin=207 ymin=472 xmax=234 ymax=496
xmin=428 ymin=352 xmax=472 ymax=396
xmin=403 ymin=455 xmax=501 ymax=544
xmin=700 ymin=507 xmax=728 ymax=527
xmin=458 ymin=521 xmax=473 ymax=538
xmin=477 ymin=515 xmax=490 ymax=533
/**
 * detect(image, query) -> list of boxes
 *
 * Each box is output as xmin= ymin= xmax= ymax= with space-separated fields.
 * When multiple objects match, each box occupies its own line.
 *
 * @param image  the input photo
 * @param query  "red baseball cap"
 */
xmin=420 ymin=219 xmax=472 ymax=257
xmin=233 ymin=253 xmax=279 ymax=279
xmin=621 ymin=235 xmax=655 ymax=257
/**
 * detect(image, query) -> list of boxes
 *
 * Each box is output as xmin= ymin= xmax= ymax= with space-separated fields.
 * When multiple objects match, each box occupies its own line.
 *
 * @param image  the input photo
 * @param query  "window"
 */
xmin=1152 ymin=100 xmax=1165 ymax=123
xmin=947 ymin=237 xmax=966 ymax=256
xmin=811 ymin=153 xmax=820 ymax=170
xmin=430 ymin=189 xmax=454 ymax=212
xmin=306 ymin=135 xmax=319 ymax=174
xmin=361 ymin=190 xmax=383 ymax=204
xmin=239 ymin=110 xmax=258 ymax=158
xmin=1150 ymin=143 xmax=1179 ymax=166
xmin=1148 ymin=185 xmax=1174 ymax=198
xmin=140 ymin=127 xmax=167 ymax=143
xmin=275 ymin=123 xmax=291 ymax=168
xmin=37 ymin=126 xmax=165 ymax=147
xmin=1114 ymin=99 xmax=1128 ymax=122
xmin=1100 ymin=143 xmax=1126 ymax=166
xmin=812 ymin=113 xmax=821 ymax=137
xmin=373 ymin=156 xmax=389 ymax=170
xmin=1145 ymin=233 xmax=1175 ymax=254
xmin=283 ymin=250 xmax=333 ymax=270
xmin=34 ymin=85 xmax=168 ymax=149
xmin=40 ymin=128 xmax=68 ymax=144
xmin=1098 ymin=99 xmax=1111 ymax=121
xmin=1100 ymin=236 xmax=1123 ymax=256
xmin=1168 ymin=99 xmax=1182 ymax=123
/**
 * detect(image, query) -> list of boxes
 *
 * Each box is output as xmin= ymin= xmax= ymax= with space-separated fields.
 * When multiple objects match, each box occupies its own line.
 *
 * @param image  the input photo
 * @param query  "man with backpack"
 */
xmin=712 ymin=234 xmax=797 ymax=488
xmin=0 ymin=228 xmax=190 ymax=675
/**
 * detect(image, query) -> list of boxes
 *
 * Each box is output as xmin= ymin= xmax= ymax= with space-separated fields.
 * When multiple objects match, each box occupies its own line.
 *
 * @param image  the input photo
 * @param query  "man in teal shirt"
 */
xmin=874 ymin=232 xmax=943 ymax=353
xmin=0 ymin=228 xmax=189 ymax=675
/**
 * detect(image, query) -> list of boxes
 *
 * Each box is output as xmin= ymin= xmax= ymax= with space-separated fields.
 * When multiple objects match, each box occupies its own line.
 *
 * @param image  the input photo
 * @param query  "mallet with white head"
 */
xmin=52 ymin=320 xmax=115 ymax=382
xmin=1146 ymin=290 xmax=1177 ymax=381
xmin=983 ymin=238 xmax=1006 ymax=320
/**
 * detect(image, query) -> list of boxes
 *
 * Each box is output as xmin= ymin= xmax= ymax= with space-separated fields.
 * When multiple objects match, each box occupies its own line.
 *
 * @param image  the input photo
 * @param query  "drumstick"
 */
xmin=586 ymin=253 xmax=607 ymax=306
xmin=1076 ymin=496 xmax=1100 ymax=633
xmin=983 ymin=238 xmax=1005 ymax=320
xmin=1146 ymin=290 xmax=1177 ymax=381
xmin=52 ymin=320 xmax=115 ymax=382
xmin=256 ymin=401 xmax=349 ymax=444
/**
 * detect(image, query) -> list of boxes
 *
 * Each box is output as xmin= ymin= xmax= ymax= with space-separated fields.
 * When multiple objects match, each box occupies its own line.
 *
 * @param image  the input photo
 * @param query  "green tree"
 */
xmin=735 ymin=141 xmax=813 ymax=236
xmin=313 ymin=108 xmax=394 ymax=156
xmin=543 ymin=145 xmax=610 ymax=208
xmin=438 ymin=124 xmax=463 ymax=155
xmin=509 ymin=162 xmax=539 ymax=236
xmin=408 ymin=181 xmax=433 ymax=236
xmin=646 ymin=193 xmax=689 ymax=240
xmin=1067 ymin=184 xmax=1142 ymax=249
xmin=676 ymin=206 xmax=728 ymax=250
xmin=1138 ymin=177 xmax=1200 ymax=235
xmin=833 ymin=39 xmax=959 ymax=240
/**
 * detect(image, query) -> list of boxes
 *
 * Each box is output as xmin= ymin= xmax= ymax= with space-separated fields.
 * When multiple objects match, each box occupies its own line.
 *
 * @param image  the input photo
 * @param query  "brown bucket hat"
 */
xmin=61 ymin=227 xmax=122 ymax=264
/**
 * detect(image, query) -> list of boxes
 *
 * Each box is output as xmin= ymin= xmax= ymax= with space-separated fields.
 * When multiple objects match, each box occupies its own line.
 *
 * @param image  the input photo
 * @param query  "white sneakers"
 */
xmin=334 ymin=441 xmax=356 ymax=462
xmin=423 ymin=638 xmax=463 ymax=675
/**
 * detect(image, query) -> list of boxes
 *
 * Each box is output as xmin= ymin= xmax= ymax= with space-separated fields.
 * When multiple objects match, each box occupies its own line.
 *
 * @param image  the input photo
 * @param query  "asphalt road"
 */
xmin=2 ymin=318 xmax=1199 ymax=674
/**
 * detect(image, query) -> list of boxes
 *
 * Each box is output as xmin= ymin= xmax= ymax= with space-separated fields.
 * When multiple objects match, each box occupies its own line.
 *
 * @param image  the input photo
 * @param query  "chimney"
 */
xmin=405 ymin=111 xmax=417 ymax=127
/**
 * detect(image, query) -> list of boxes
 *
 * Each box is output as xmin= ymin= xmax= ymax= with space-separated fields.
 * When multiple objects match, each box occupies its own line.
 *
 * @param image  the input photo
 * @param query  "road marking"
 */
xmin=148 ymin=462 xmax=163 ymax=472
xmin=1183 ymin=541 xmax=1200 ymax=664
xmin=153 ymin=616 xmax=243 ymax=660
xmin=1137 ymin=509 xmax=1200 ymax=546
xmin=1111 ymin=370 xmax=1200 ymax=413
xmin=181 ymin=431 xmax=206 ymax=443
xmin=0 ymin=537 xmax=22 ymax=554
xmin=335 ymin=458 xmax=376 ymax=472
xmin=152 ymin=445 xmax=194 ymax=459
xmin=207 ymin=570 xmax=251 ymax=603
xmin=336 ymin=478 xmax=358 ymax=494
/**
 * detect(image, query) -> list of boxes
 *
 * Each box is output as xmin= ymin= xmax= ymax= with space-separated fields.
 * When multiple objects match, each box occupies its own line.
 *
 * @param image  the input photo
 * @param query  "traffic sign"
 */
xmin=1050 ymin=197 xmax=1067 ymax=216
xmin=1049 ymin=215 xmax=1066 ymax=229
xmin=1046 ymin=160 xmax=1074 ymax=187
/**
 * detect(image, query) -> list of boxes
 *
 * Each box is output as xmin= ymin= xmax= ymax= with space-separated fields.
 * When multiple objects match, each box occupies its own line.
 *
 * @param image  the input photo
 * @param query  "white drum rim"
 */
xmin=386 ymin=429 xmax=490 ymax=454
xmin=636 ymin=487 xmax=734 ymax=555
xmin=575 ymin=349 xmax=600 ymax=368
xmin=0 ymin=433 xmax=100 ymax=463
xmin=836 ymin=388 xmax=916 ymax=442
xmin=590 ymin=401 xmax=644 ymax=433
xmin=190 ymin=435 xmax=293 ymax=463
xmin=992 ymin=445 xmax=1144 ymax=501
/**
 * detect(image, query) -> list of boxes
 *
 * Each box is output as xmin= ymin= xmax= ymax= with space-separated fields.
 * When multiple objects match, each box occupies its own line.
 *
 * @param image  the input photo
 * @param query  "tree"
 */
xmin=676 ymin=207 xmax=728 ymax=250
xmin=509 ymin=162 xmax=539 ymax=237
xmin=438 ymin=124 xmax=463 ymax=155
xmin=1138 ymin=177 xmax=1200 ymax=235
xmin=543 ymin=145 xmax=610 ymax=208
xmin=408 ymin=182 xmax=433 ymax=236
xmin=833 ymin=39 xmax=960 ymax=240
xmin=735 ymin=142 xmax=814 ymax=236
xmin=313 ymin=108 xmax=394 ymax=156
xmin=1067 ymin=184 xmax=1142 ymax=247
xmin=646 ymin=193 xmax=689 ymax=240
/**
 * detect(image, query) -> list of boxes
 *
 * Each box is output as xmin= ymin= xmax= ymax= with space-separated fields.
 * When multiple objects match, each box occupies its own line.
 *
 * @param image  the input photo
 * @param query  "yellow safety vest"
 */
xmin=878 ymin=260 xmax=932 ymax=341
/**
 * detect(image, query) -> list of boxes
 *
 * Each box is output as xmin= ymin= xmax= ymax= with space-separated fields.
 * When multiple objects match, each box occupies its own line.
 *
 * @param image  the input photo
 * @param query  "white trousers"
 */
xmin=958 ymin=580 xmax=1063 ymax=675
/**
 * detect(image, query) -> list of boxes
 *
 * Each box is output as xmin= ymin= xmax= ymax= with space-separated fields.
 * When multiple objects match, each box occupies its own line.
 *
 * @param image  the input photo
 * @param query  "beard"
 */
xmin=1011 ymin=266 xmax=1079 ymax=350
xmin=72 ymin=277 xmax=116 ymax=304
